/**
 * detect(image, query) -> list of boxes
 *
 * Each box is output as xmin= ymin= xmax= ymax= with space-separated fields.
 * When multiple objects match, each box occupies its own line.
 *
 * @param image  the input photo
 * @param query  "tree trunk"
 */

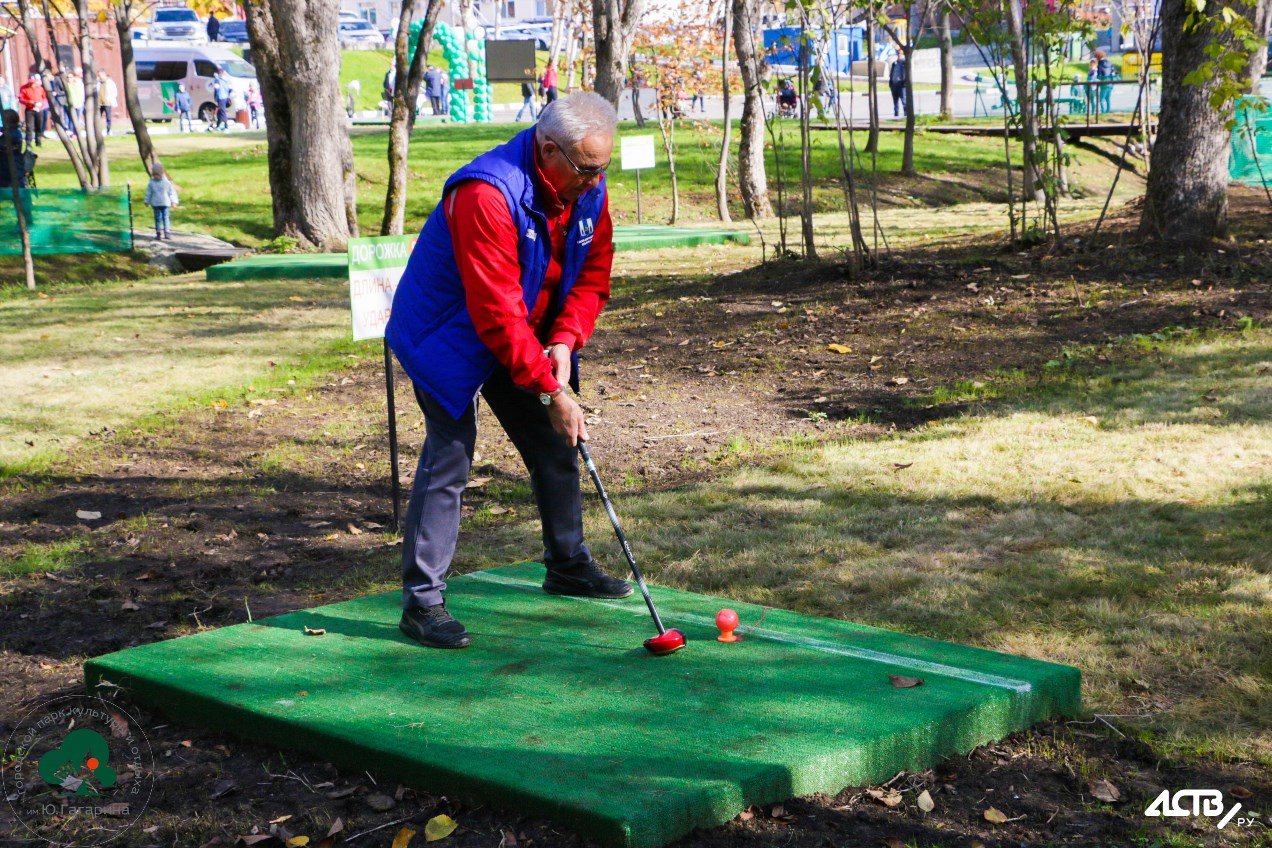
xmin=245 ymin=0 xmax=358 ymax=249
xmin=656 ymin=97 xmax=679 ymax=224
xmin=74 ymin=0 xmax=108 ymax=188
xmin=4 ymin=143 xmax=36 ymax=290
xmin=901 ymin=45 xmax=916 ymax=175
xmin=937 ymin=6 xmax=954 ymax=120
xmin=549 ymin=0 xmax=569 ymax=68
xmin=631 ymin=82 xmax=646 ymax=127
xmin=797 ymin=17 xmax=817 ymax=257
xmin=732 ymin=0 xmax=771 ymax=218
xmin=1140 ymin=0 xmax=1271 ymax=242
xmin=591 ymin=0 xmax=646 ymax=106
xmin=457 ymin=0 xmax=480 ymax=115
xmin=114 ymin=3 xmax=159 ymax=178
xmin=715 ymin=0 xmax=733 ymax=223
xmin=382 ymin=0 xmax=444 ymax=235
xmin=864 ymin=10 xmax=879 ymax=153
xmin=1004 ymin=0 xmax=1043 ymax=201
xmin=565 ymin=12 xmax=582 ymax=90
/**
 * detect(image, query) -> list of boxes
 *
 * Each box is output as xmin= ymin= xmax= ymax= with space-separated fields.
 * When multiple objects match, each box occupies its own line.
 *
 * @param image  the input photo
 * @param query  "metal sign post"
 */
xmin=348 ymin=234 xmax=416 ymax=532
xmin=620 ymin=135 xmax=656 ymax=225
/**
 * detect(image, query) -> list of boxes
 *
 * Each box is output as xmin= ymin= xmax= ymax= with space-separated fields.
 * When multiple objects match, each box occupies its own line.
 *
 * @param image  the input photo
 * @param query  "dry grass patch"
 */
xmin=579 ymin=328 xmax=1271 ymax=764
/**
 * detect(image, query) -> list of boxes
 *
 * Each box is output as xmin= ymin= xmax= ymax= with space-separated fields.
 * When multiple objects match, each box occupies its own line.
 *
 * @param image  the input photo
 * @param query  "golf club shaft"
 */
xmin=578 ymin=442 xmax=668 ymax=635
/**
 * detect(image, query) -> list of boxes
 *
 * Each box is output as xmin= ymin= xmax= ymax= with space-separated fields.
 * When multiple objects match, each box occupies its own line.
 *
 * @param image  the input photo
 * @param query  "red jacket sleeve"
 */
xmin=547 ymin=193 xmax=613 ymax=352
xmin=446 ymin=180 xmax=560 ymax=396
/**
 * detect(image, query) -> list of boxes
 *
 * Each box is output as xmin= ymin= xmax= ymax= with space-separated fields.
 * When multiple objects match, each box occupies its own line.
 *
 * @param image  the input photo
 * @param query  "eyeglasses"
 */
xmin=546 ymin=136 xmax=609 ymax=178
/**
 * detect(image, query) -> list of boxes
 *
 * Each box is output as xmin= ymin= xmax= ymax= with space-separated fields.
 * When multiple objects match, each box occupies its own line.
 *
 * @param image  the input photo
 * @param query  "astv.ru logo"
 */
xmin=1145 ymin=788 xmax=1259 ymax=830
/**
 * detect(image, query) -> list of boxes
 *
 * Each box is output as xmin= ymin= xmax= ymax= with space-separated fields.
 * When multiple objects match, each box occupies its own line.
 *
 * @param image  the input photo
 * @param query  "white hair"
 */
xmin=535 ymin=91 xmax=617 ymax=150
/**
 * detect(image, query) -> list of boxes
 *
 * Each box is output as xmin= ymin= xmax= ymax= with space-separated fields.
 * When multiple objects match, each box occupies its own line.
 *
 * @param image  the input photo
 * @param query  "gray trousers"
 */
xmin=401 ymin=366 xmax=592 ymax=609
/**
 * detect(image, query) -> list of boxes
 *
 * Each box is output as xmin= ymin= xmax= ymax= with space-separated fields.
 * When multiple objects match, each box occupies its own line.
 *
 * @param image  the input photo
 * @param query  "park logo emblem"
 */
xmin=578 ymin=216 xmax=595 ymax=247
xmin=3 ymin=694 xmax=156 ymax=847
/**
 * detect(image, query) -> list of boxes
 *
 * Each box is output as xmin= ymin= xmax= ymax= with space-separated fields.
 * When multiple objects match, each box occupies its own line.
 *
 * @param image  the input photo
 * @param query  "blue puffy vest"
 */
xmin=386 ymin=127 xmax=607 ymax=419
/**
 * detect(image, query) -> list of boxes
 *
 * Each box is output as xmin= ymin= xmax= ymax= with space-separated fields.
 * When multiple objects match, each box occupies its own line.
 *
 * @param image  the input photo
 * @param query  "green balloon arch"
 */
xmin=408 ymin=20 xmax=493 ymax=123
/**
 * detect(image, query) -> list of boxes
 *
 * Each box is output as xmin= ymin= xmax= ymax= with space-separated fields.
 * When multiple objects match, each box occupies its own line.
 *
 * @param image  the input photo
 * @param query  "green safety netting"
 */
xmin=1230 ymin=105 xmax=1272 ymax=187
xmin=0 ymin=187 xmax=133 ymax=255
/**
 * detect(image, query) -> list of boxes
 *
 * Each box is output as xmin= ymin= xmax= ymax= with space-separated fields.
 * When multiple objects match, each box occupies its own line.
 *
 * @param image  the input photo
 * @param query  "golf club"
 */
xmin=578 ymin=442 xmax=686 ymax=656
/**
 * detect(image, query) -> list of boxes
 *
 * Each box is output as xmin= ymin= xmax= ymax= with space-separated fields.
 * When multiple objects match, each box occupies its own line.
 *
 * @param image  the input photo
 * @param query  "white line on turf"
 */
xmin=466 ymin=571 xmax=1032 ymax=693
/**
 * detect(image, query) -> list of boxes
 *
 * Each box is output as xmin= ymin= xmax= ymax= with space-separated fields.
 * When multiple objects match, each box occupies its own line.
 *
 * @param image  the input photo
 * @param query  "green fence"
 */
xmin=1229 ymin=105 xmax=1272 ymax=188
xmin=0 ymin=187 xmax=133 ymax=255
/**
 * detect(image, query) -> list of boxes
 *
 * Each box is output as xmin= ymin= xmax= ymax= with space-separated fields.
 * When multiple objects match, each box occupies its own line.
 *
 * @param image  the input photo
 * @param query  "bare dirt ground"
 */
xmin=2 ymin=191 xmax=1270 ymax=848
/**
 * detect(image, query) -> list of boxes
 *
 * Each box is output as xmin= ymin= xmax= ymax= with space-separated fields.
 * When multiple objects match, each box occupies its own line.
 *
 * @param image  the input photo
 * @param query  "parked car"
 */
xmin=338 ymin=19 xmax=385 ymax=45
xmin=498 ymin=19 xmax=553 ymax=50
xmin=217 ymin=19 xmax=250 ymax=44
xmin=133 ymin=45 xmax=256 ymax=124
xmin=146 ymin=7 xmax=208 ymax=44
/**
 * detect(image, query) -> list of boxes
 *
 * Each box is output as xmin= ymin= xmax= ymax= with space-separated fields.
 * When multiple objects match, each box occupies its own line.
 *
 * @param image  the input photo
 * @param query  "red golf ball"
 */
xmin=716 ymin=608 xmax=740 ymax=642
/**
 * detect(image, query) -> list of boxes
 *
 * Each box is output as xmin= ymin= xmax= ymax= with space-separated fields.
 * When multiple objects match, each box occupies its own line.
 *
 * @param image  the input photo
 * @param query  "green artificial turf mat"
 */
xmin=84 ymin=563 xmax=1080 ymax=848
xmin=204 ymin=226 xmax=749 ymax=281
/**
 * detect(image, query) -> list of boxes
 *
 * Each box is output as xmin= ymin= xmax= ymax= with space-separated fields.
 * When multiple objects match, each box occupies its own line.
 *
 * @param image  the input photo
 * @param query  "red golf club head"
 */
xmin=644 ymin=629 xmax=686 ymax=656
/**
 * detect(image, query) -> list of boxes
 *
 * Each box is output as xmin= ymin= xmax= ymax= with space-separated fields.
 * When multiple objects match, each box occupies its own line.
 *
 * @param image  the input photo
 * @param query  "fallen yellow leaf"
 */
xmin=424 ymin=814 xmax=457 ymax=842
xmin=286 ymin=837 xmax=309 ymax=847
xmin=390 ymin=827 xmax=417 ymax=848
xmin=827 ymin=343 xmax=852 ymax=354
xmin=984 ymin=807 xmax=1009 ymax=824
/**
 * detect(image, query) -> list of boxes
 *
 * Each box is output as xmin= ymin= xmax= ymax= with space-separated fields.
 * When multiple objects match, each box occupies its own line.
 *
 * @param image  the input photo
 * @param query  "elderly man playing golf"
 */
xmin=386 ymin=92 xmax=631 ymax=649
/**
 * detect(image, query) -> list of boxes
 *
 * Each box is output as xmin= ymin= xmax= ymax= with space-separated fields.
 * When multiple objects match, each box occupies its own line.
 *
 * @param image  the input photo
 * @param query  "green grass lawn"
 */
xmin=0 ymin=273 xmax=357 ymax=476
xmin=26 ymin=122 xmax=1019 ymax=248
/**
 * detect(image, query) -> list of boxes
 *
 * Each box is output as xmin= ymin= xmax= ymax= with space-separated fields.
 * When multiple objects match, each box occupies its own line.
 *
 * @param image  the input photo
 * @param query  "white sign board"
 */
xmin=621 ymin=135 xmax=656 ymax=171
xmin=347 ymin=235 xmax=415 ymax=342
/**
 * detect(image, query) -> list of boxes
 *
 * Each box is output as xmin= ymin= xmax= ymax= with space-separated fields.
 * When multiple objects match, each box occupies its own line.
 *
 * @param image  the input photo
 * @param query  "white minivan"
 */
xmin=133 ymin=45 xmax=256 ymax=123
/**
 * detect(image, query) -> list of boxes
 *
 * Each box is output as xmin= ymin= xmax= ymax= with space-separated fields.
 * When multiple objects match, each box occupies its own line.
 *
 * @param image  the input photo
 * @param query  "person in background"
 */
xmin=690 ymin=71 xmax=705 ymax=113
xmin=1095 ymin=49 xmax=1115 ymax=114
xmin=211 ymin=68 xmax=231 ymax=130
xmin=888 ymin=56 xmax=907 ymax=118
xmin=175 ymin=83 xmax=193 ymax=132
xmin=1086 ymin=57 xmax=1099 ymax=116
xmin=18 ymin=74 xmax=48 ymax=148
xmin=516 ymin=77 xmax=538 ymax=121
xmin=0 ymin=109 xmax=27 ymax=189
xmin=809 ymin=64 xmax=826 ymax=121
xmin=0 ymin=77 xmax=16 ymax=112
xmin=206 ymin=13 xmax=220 ymax=43
xmin=143 ymin=162 xmax=179 ymax=240
xmin=247 ymin=83 xmax=263 ymax=128
xmin=46 ymin=71 xmax=70 ymax=135
xmin=383 ymin=66 xmax=396 ymax=103
xmin=776 ymin=78 xmax=798 ymax=117
xmin=98 ymin=70 xmax=118 ymax=135
xmin=67 ymin=70 xmax=85 ymax=136
xmin=424 ymin=65 xmax=444 ymax=115
xmin=542 ymin=61 xmax=559 ymax=103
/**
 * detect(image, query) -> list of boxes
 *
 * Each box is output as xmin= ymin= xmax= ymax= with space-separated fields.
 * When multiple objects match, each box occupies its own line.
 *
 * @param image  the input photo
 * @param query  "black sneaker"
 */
xmin=399 ymin=602 xmax=471 ymax=649
xmin=543 ymin=561 xmax=634 ymax=599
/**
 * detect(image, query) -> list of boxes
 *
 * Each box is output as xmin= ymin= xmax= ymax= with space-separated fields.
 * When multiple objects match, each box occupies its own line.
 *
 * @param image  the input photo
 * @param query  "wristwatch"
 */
xmin=539 ymin=387 xmax=564 ymax=406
